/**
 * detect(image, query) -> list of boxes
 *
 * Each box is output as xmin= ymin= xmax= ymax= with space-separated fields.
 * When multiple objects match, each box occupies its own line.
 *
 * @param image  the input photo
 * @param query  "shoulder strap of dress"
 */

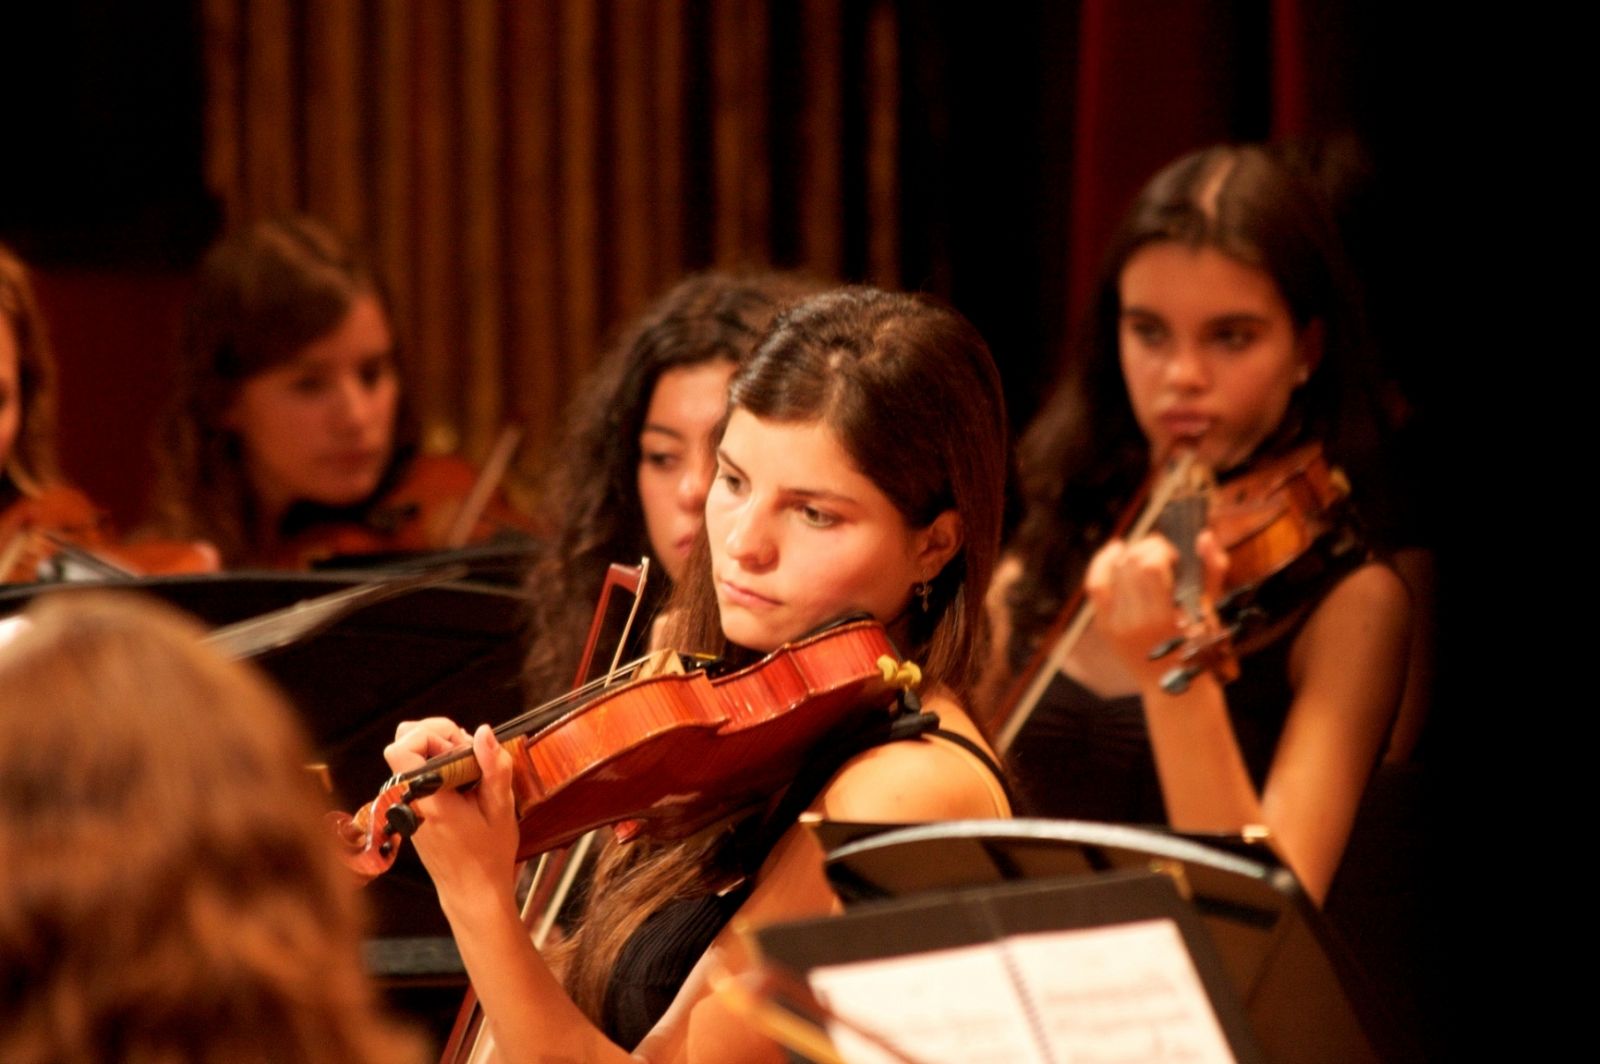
xmin=925 ymin=727 xmax=1017 ymax=812
xmin=731 ymin=708 xmax=941 ymax=876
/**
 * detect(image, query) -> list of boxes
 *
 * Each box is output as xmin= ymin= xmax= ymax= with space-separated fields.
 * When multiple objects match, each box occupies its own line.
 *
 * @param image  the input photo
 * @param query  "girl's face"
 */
xmin=636 ymin=361 xmax=736 ymax=583
xmin=227 ymin=292 xmax=398 ymax=518
xmin=1118 ymin=243 xmax=1319 ymax=472
xmin=0 ymin=316 xmax=20 ymax=472
xmin=706 ymin=409 xmax=959 ymax=653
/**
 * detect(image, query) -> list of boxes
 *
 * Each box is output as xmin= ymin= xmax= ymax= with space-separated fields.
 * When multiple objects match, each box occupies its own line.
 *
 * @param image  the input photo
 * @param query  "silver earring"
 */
xmin=914 ymin=580 xmax=932 ymax=613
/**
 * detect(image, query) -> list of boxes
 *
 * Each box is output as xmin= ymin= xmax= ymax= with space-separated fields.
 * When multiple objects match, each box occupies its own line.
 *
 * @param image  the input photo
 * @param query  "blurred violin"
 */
xmin=263 ymin=432 xmax=540 ymax=570
xmin=330 ymin=615 xmax=923 ymax=882
xmin=993 ymin=441 xmax=1360 ymax=750
xmin=0 ymin=485 xmax=217 ymax=583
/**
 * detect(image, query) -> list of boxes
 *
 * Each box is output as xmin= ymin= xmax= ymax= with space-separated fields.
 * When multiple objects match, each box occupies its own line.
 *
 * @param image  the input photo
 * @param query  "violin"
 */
xmin=992 ymin=441 xmax=1361 ymax=750
xmin=331 ymin=615 xmax=924 ymax=882
xmin=262 ymin=452 xmax=541 ymax=570
xmin=0 ymin=484 xmax=218 ymax=583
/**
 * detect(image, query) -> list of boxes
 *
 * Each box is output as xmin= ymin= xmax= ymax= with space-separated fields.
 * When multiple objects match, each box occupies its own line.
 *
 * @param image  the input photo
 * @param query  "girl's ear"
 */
xmin=1296 ymin=320 xmax=1325 ymax=384
xmin=914 ymin=510 xmax=963 ymax=579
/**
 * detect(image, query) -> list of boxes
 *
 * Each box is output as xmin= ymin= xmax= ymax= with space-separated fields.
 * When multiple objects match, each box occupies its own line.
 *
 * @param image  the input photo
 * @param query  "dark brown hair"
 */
xmin=1005 ymin=143 xmax=1381 ymax=671
xmin=555 ymin=287 xmax=1009 ymax=1020
xmin=0 ymin=242 xmax=61 ymax=496
xmin=0 ymin=592 xmax=422 ymax=1064
xmin=522 ymin=270 xmax=824 ymax=704
xmin=154 ymin=216 xmax=418 ymax=563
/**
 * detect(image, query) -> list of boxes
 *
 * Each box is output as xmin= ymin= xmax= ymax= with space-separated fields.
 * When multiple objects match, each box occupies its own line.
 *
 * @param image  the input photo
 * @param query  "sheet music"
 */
xmin=810 ymin=944 xmax=1049 ymax=1063
xmin=806 ymin=919 xmax=1236 ymax=1064
xmin=1007 ymin=919 xmax=1237 ymax=1063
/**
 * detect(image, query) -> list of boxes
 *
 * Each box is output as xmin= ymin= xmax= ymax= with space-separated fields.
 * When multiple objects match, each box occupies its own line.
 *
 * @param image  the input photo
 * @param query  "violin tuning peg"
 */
xmin=384 ymin=803 xmax=420 ymax=839
xmin=1148 ymin=635 xmax=1185 ymax=662
xmin=1159 ymin=665 xmax=1196 ymax=696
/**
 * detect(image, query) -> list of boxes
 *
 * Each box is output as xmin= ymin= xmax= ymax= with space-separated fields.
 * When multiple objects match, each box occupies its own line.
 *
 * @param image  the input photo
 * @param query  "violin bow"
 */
xmin=204 ymin=564 xmax=468 ymax=660
xmin=993 ymin=450 xmax=1199 ymax=753
xmin=444 ymin=424 xmax=523 ymax=548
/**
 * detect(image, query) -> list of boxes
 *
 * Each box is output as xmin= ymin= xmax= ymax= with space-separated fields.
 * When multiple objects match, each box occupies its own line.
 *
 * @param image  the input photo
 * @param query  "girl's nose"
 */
xmin=1166 ymin=343 xmax=1210 ymax=392
xmin=678 ymin=453 xmax=714 ymax=514
xmin=722 ymin=502 xmax=776 ymax=569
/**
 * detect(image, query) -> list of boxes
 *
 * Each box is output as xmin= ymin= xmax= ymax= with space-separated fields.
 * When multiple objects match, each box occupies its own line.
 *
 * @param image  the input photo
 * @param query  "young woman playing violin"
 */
xmin=522 ymin=270 xmax=822 ymax=706
xmin=387 ymin=288 xmax=1012 ymax=1061
xmin=153 ymin=216 xmax=534 ymax=569
xmin=985 ymin=144 xmax=1411 ymax=904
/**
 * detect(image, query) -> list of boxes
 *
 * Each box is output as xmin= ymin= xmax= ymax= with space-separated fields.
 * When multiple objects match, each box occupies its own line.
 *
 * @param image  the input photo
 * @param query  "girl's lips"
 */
xmin=718 ymin=579 xmax=781 ymax=609
xmin=1158 ymin=413 xmax=1213 ymax=439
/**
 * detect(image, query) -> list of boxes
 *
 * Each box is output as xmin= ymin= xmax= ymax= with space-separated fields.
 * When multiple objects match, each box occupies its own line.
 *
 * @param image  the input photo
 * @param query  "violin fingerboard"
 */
xmin=1156 ymin=494 xmax=1209 ymax=618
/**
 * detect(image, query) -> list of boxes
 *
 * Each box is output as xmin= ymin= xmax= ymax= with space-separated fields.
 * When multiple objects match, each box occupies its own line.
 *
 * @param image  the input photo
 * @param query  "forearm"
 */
xmin=440 ymin=883 xmax=639 ymax=1064
xmin=1140 ymin=676 xmax=1264 ymax=832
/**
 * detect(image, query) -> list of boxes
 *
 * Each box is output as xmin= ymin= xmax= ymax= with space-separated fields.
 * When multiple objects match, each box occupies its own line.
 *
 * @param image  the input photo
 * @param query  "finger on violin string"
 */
xmin=471 ymin=724 xmax=517 ymax=824
xmin=1195 ymin=529 xmax=1230 ymax=601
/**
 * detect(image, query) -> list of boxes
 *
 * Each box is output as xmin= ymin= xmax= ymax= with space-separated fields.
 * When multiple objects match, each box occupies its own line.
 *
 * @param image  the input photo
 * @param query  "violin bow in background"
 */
xmin=991 ymin=450 xmax=1201 ymax=753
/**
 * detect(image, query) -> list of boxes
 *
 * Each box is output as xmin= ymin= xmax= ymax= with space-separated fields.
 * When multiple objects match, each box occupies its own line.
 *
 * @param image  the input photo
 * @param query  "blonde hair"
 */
xmin=0 ymin=592 xmax=422 ymax=1064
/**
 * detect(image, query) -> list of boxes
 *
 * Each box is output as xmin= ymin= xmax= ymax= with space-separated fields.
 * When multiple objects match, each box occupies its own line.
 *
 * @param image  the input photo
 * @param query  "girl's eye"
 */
xmin=290 ymin=375 xmax=328 ymax=396
xmin=1125 ymin=318 xmax=1168 ymax=347
xmin=1211 ymin=326 xmax=1258 ymax=352
xmin=642 ymin=450 xmax=681 ymax=471
xmin=798 ymin=505 xmax=837 ymax=529
xmin=715 ymin=470 xmax=745 ymax=495
xmin=358 ymin=357 xmax=394 ymax=389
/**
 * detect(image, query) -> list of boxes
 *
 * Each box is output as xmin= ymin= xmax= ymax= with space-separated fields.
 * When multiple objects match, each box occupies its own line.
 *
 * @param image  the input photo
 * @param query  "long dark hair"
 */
xmin=521 ymin=270 xmax=822 ymax=704
xmin=0 ymin=242 xmax=61 ymax=498
xmin=555 ymin=287 xmax=1009 ymax=1021
xmin=1006 ymin=143 xmax=1381 ymax=671
xmin=154 ymin=216 xmax=419 ymax=563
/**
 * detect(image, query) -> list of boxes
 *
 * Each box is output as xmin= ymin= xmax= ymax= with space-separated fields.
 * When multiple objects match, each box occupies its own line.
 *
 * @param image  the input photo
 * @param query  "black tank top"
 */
xmin=599 ymin=718 xmax=1011 ymax=1048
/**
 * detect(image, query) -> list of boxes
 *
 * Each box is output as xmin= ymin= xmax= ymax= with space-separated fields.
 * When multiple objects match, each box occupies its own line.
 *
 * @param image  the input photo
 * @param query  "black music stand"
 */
xmin=756 ymin=867 xmax=1265 ymax=1064
xmin=794 ymin=819 xmax=1416 ymax=1064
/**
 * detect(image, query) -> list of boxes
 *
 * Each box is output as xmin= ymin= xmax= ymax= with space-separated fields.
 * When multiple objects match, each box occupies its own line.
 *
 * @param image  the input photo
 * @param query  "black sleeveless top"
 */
xmin=599 ymin=720 xmax=1011 ymax=1048
xmin=1006 ymin=628 xmax=1300 ymax=823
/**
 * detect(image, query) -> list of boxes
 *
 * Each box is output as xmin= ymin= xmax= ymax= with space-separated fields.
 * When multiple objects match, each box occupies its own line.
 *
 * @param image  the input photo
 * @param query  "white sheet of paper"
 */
xmin=809 ymin=943 xmax=1049 ymax=1064
xmin=1005 ymin=919 xmax=1237 ymax=1063
xmin=805 ymin=918 xmax=1237 ymax=1064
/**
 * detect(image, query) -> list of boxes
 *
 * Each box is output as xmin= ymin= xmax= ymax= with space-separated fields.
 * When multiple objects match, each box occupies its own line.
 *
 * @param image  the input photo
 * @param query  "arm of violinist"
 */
xmin=385 ymin=720 xmax=641 ymax=1064
xmin=1086 ymin=534 xmax=1410 ymax=904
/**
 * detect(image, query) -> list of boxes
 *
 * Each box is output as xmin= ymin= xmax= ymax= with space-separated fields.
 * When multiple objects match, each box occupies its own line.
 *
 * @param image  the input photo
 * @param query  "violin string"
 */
xmin=397 ymin=652 xmax=660 ymax=783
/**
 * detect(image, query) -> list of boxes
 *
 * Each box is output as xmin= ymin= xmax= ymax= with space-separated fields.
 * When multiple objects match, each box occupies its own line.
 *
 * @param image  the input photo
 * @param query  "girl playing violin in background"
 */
xmin=0 ymin=242 xmax=116 ymax=581
xmin=0 ymin=592 xmax=422 ymax=1064
xmin=522 ymin=269 xmax=822 ymax=705
xmin=387 ymin=287 xmax=1012 ymax=1062
xmin=986 ymin=144 xmax=1411 ymax=903
xmin=153 ymin=216 xmax=533 ymax=569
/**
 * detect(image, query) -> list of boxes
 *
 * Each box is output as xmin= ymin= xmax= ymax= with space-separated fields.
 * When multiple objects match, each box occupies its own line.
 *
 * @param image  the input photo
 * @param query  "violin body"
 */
xmin=333 ymin=617 xmax=916 ymax=881
xmin=0 ymin=484 xmax=218 ymax=582
xmin=261 ymin=455 xmax=540 ymax=569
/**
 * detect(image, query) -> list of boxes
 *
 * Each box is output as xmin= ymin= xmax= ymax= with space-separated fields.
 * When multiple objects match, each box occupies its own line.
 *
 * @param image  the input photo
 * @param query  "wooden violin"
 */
xmin=330 ymin=615 xmax=924 ymax=881
xmin=0 ymin=484 xmax=218 ymax=582
xmin=993 ymin=440 xmax=1359 ymax=750
xmin=263 ymin=438 xmax=540 ymax=570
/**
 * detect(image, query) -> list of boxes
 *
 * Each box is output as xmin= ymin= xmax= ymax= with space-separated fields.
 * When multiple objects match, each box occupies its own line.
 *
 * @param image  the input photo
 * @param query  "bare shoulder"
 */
xmin=1289 ymin=560 xmax=1412 ymax=699
xmin=1299 ymin=561 xmax=1411 ymax=653
xmin=813 ymin=691 xmax=1010 ymax=823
